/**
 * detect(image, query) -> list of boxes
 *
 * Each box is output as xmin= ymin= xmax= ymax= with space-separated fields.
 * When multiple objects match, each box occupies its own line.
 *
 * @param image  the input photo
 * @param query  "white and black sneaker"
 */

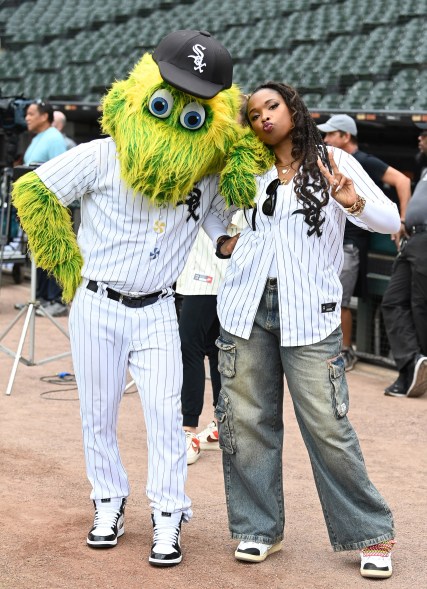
xmin=149 ymin=510 xmax=184 ymax=567
xmin=87 ymin=498 xmax=126 ymax=548
xmin=406 ymin=354 xmax=427 ymax=398
xmin=235 ymin=540 xmax=283 ymax=562
xmin=360 ymin=540 xmax=395 ymax=578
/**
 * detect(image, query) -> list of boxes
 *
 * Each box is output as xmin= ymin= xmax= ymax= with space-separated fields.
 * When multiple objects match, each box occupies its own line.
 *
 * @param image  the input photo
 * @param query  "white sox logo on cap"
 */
xmin=152 ymin=29 xmax=233 ymax=99
xmin=188 ymin=44 xmax=206 ymax=73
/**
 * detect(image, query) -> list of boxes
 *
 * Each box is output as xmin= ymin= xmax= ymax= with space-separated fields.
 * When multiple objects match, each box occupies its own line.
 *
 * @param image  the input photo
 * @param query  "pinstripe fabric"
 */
xmin=36 ymin=137 xmax=231 ymax=293
xmin=218 ymin=147 xmax=400 ymax=347
xmin=69 ymin=285 xmax=190 ymax=515
xmin=34 ymin=136 xmax=234 ymax=516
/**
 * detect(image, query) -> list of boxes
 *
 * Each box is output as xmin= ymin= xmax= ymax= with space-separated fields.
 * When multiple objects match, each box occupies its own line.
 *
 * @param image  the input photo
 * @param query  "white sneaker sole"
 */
xmin=199 ymin=440 xmax=220 ymax=451
xmin=87 ymin=525 xmax=124 ymax=548
xmin=187 ymin=450 xmax=201 ymax=465
xmin=149 ymin=554 xmax=183 ymax=567
xmin=235 ymin=541 xmax=283 ymax=562
xmin=406 ymin=357 xmax=427 ymax=397
xmin=360 ymin=566 xmax=392 ymax=579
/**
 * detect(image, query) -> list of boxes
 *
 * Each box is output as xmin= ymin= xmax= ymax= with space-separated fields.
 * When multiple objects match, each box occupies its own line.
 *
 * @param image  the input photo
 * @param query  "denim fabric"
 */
xmin=216 ymin=279 xmax=395 ymax=551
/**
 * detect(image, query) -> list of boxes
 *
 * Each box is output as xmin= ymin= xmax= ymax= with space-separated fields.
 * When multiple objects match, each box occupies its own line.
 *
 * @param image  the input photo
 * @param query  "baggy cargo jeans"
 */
xmin=215 ymin=280 xmax=394 ymax=551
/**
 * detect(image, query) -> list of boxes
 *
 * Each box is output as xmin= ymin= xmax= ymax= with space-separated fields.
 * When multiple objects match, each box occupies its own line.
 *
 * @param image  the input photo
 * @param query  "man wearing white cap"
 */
xmin=318 ymin=114 xmax=411 ymax=370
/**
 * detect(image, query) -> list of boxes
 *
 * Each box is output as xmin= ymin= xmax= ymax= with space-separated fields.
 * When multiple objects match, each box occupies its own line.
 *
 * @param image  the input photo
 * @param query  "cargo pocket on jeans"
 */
xmin=214 ymin=392 xmax=236 ymax=454
xmin=328 ymin=354 xmax=349 ymax=418
xmin=215 ymin=336 xmax=236 ymax=378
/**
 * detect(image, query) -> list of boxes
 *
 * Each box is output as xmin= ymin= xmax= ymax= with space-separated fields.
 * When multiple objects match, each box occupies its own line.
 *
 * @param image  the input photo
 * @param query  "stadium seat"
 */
xmin=0 ymin=0 xmax=426 ymax=113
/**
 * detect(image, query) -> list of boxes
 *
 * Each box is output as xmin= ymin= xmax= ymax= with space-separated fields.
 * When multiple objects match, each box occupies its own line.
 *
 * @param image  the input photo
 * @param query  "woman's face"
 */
xmin=247 ymin=88 xmax=294 ymax=146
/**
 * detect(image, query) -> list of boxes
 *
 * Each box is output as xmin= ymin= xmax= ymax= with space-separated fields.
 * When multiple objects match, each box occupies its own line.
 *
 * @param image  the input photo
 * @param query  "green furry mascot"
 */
xmin=12 ymin=31 xmax=272 ymax=302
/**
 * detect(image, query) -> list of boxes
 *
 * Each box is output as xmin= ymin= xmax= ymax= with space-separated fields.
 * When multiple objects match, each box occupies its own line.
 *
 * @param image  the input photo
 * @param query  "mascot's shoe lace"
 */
xmin=149 ymin=510 xmax=183 ymax=567
xmin=360 ymin=540 xmax=395 ymax=578
xmin=87 ymin=498 xmax=126 ymax=548
xmin=197 ymin=421 xmax=220 ymax=450
xmin=235 ymin=540 xmax=283 ymax=562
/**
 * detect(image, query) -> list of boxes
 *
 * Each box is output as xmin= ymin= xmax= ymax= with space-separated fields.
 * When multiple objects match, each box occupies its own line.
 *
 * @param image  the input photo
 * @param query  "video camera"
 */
xmin=0 ymin=93 xmax=34 ymax=169
xmin=0 ymin=94 xmax=33 ymax=132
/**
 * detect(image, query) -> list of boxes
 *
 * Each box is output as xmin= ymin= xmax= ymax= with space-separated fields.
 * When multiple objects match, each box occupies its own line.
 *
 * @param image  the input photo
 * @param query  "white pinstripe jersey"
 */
xmin=35 ymin=137 xmax=232 ymax=294
xmin=217 ymin=147 xmax=401 ymax=347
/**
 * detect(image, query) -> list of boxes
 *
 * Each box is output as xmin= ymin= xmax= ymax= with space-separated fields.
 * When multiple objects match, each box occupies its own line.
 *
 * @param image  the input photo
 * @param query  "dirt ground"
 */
xmin=1 ymin=270 xmax=426 ymax=589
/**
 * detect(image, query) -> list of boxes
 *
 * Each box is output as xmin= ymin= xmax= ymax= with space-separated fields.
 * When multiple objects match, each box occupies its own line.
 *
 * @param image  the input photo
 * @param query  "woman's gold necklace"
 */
xmin=276 ymin=163 xmax=294 ymax=185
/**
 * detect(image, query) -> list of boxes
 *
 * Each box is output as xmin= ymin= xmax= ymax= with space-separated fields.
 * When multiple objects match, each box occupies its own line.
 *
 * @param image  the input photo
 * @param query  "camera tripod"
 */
xmin=0 ymin=256 xmax=71 ymax=396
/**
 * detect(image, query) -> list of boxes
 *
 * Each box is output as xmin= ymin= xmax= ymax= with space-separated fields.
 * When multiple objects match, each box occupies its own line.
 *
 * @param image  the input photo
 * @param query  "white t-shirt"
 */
xmin=176 ymin=211 xmax=248 ymax=296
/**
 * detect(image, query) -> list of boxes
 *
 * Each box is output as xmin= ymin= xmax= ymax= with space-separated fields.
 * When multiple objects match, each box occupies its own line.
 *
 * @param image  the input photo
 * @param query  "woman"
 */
xmin=215 ymin=82 xmax=399 ymax=579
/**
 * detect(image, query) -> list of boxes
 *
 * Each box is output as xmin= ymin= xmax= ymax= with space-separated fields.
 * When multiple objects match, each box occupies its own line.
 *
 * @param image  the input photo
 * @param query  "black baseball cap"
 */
xmin=153 ymin=29 xmax=233 ymax=99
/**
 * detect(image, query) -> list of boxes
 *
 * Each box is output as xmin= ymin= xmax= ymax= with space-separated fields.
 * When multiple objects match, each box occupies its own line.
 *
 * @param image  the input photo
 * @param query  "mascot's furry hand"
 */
xmin=12 ymin=172 xmax=83 ymax=303
xmin=219 ymin=128 xmax=275 ymax=208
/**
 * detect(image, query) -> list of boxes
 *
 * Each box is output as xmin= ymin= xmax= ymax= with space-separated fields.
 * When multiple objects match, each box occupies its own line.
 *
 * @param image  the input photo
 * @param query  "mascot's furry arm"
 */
xmin=12 ymin=172 xmax=83 ymax=303
xmin=219 ymin=128 xmax=275 ymax=208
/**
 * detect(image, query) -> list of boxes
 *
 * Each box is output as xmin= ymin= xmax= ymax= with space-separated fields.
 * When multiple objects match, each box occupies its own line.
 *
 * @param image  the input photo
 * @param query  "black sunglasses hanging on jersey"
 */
xmin=263 ymin=178 xmax=281 ymax=216
xmin=248 ymin=178 xmax=282 ymax=230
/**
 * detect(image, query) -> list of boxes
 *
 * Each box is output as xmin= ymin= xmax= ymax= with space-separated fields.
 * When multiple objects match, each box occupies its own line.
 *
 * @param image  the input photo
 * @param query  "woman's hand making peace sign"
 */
xmin=317 ymin=148 xmax=360 ymax=209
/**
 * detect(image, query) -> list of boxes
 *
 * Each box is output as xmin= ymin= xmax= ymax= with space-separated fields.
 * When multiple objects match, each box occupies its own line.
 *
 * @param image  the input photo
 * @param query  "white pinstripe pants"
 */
xmin=69 ymin=282 xmax=192 ymax=519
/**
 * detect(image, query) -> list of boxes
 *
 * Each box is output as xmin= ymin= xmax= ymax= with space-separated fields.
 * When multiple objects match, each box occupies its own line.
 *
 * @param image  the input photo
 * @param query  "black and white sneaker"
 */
xmin=342 ymin=346 xmax=358 ymax=371
xmin=360 ymin=540 xmax=395 ymax=578
xmin=87 ymin=498 xmax=126 ymax=548
xmin=235 ymin=540 xmax=283 ymax=562
xmin=149 ymin=510 xmax=184 ymax=567
xmin=384 ymin=371 xmax=408 ymax=397
xmin=406 ymin=355 xmax=427 ymax=398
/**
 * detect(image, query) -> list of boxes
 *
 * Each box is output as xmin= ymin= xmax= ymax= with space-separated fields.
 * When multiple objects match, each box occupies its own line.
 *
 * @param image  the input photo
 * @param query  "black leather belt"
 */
xmin=87 ymin=280 xmax=163 ymax=308
xmin=408 ymin=224 xmax=427 ymax=236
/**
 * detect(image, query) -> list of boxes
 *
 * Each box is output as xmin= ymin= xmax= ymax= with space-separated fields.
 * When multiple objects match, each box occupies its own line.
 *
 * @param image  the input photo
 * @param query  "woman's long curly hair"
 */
xmin=248 ymin=81 xmax=332 ymax=236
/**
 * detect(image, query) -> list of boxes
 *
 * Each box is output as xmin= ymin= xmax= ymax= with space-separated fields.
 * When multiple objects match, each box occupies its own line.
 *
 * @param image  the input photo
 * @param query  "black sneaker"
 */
xmin=87 ymin=498 xmax=126 ymax=548
xmin=384 ymin=372 xmax=408 ymax=397
xmin=406 ymin=355 xmax=427 ymax=398
xmin=342 ymin=346 xmax=358 ymax=371
xmin=149 ymin=510 xmax=183 ymax=567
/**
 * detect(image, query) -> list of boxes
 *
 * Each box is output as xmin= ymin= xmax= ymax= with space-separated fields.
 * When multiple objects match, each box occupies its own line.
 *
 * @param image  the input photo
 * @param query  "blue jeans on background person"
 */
xmin=215 ymin=278 xmax=394 ymax=551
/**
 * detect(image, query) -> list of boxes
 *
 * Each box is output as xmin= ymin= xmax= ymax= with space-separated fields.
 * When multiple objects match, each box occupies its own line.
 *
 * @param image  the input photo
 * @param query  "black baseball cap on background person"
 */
xmin=153 ymin=29 xmax=233 ymax=99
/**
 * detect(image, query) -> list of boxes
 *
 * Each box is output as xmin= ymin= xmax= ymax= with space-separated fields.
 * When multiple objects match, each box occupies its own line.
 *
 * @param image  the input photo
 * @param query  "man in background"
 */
xmin=19 ymin=100 xmax=68 ymax=317
xmin=318 ymin=114 xmax=411 ymax=370
xmin=381 ymin=131 xmax=427 ymax=397
xmin=414 ymin=128 xmax=427 ymax=183
xmin=53 ymin=110 xmax=80 ymax=233
xmin=52 ymin=110 xmax=77 ymax=151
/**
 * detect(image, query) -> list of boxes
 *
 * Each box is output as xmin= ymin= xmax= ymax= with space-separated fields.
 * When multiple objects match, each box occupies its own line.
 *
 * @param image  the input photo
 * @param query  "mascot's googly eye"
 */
xmin=180 ymin=102 xmax=206 ymax=130
xmin=148 ymin=89 xmax=174 ymax=119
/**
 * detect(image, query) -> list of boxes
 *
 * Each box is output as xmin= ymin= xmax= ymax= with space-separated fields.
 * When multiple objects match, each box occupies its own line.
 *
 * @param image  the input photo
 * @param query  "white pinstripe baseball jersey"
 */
xmin=217 ymin=147 xmax=401 ymax=347
xmin=35 ymin=137 xmax=233 ymax=294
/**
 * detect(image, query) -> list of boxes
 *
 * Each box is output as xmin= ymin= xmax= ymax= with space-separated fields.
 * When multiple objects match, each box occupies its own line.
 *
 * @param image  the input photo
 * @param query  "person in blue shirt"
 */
xmin=24 ymin=101 xmax=67 ymax=164
xmin=19 ymin=100 xmax=68 ymax=316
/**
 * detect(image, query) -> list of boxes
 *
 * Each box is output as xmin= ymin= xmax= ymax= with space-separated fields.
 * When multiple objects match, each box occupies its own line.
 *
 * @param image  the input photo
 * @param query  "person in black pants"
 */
xmin=176 ymin=228 xmax=228 ymax=464
xmin=381 ymin=173 xmax=427 ymax=397
xmin=177 ymin=215 xmax=245 ymax=464
xmin=179 ymin=294 xmax=221 ymax=447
